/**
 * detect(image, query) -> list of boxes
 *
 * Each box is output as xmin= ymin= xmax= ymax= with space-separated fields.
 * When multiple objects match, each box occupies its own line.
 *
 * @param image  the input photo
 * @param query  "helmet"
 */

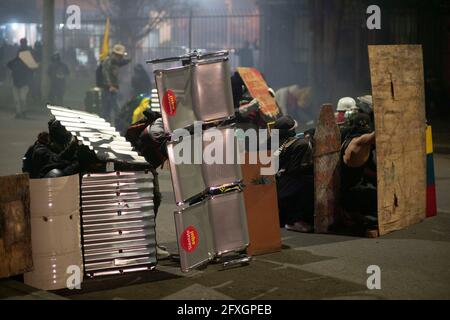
xmin=357 ymin=95 xmax=373 ymax=114
xmin=337 ymin=97 xmax=356 ymax=112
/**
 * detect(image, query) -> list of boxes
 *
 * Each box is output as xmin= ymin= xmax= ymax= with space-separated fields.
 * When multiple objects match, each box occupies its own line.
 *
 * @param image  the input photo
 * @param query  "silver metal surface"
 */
xmin=47 ymin=105 xmax=147 ymax=164
xmin=222 ymin=255 xmax=252 ymax=268
xmin=207 ymin=190 xmax=249 ymax=256
xmin=166 ymin=138 xmax=205 ymax=204
xmin=202 ymin=127 xmax=242 ymax=188
xmin=80 ymin=171 xmax=157 ymax=276
xmin=166 ymin=127 xmax=242 ymax=204
xmin=154 ymin=58 xmax=234 ymax=133
xmin=174 ymin=189 xmax=250 ymax=272
xmin=174 ymin=201 xmax=214 ymax=273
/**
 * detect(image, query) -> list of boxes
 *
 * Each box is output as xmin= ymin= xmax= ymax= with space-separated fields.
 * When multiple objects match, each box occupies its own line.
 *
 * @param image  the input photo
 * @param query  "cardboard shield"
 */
xmin=237 ymin=67 xmax=281 ymax=123
xmin=19 ymin=51 xmax=39 ymax=70
xmin=368 ymin=45 xmax=427 ymax=236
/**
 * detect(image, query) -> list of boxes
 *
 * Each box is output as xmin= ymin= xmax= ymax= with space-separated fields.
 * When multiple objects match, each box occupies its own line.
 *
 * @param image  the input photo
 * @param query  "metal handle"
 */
xmin=147 ymin=50 xmax=229 ymax=65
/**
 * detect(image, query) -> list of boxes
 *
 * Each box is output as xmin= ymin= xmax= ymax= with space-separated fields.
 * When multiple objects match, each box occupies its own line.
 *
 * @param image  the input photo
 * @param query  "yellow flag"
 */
xmin=99 ymin=17 xmax=110 ymax=61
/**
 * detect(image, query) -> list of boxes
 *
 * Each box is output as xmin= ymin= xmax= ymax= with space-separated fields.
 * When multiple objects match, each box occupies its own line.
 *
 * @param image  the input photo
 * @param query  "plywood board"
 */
xmin=313 ymin=104 xmax=341 ymax=234
xmin=368 ymin=45 xmax=427 ymax=236
xmin=241 ymin=152 xmax=281 ymax=256
xmin=0 ymin=174 xmax=33 ymax=278
xmin=237 ymin=67 xmax=281 ymax=122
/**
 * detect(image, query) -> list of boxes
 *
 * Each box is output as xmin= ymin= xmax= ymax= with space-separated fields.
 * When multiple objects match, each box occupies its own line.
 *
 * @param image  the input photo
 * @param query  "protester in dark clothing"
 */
xmin=274 ymin=115 xmax=315 ymax=232
xmin=33 ymin=41 xmax=43 ymax=62
xmin=19 ymin=38 xmax=32 ymax=52
xmin=101 ymin=44 xmax=130 ymax=124
xmin=236 ymin=41 xmax=254 ymax=67
xmin=131 ymin=64 xmax=151 ymax=97
xmin=48 ymin=53 xmax=70 ymax=105
xmin=340 ymin=113 xmax=377 ymax=229
xmin=7 ymin=38 xmax=35 ymax=118
xmin=23 ymin=119 xmax=79 ymax=178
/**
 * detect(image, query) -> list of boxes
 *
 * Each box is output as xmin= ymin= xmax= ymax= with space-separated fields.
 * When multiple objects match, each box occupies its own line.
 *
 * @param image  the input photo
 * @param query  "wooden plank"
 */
xmin=313 ymin=104 xmax=341 ymax=234
xmin=368 ymin=45 xmax=427 ymax=236
xmin=241 ymin=152 xmax=282 ymax=256
xmin=0 ymin=174 xmax=33 ymax=278
xmin=237 ymin=67 xmax=281 ymax=122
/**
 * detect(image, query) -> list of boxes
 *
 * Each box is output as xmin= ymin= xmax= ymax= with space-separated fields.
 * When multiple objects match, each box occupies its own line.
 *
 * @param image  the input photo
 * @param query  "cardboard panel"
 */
xmin=241 ymin=153 xmax=281 ymax=256
xmin=0 ymin=174 xmax=33 ymax=278
xmin=237 ymin=67 xmax=281 ymax=122
xmin=313 ymin=104 xmax=341 ymax=234
xmin=368 ymin=45 xmax=427 ymax=236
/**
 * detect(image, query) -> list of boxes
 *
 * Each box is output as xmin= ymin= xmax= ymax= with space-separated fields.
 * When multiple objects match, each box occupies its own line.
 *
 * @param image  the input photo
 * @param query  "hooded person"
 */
xmin=273 ymin=115 xmax=315 ymax=232
xmin=339 ymin=112 xmax=378 ymax=231
xmin=24 ymin=119 xmax=79 ymax=179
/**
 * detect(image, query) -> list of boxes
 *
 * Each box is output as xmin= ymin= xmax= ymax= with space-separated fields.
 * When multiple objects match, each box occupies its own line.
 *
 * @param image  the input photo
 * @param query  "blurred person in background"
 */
xmin=275 ymin=85 xmax=316 ymax=129
xmin=131 ymin=64 xmax=151 ymax=97
xmin=100 ymin=44 xmax=130 ymax=124
xmin=7 ymin=38 xmax=36 ymax=119
xmin=236 ymin=40 xmax=254 ymax=68
xmin=48 ymin=52 xmax=70 ymax=105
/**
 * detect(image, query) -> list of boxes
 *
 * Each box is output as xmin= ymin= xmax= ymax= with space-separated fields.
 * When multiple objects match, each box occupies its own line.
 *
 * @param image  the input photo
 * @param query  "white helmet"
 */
xmin=337 ymin=97 xmax=356 ymax=112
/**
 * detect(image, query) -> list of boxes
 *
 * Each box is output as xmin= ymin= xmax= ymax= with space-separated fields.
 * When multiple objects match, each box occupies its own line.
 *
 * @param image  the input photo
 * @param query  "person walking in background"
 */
xmin=236 ymin=41 xmax=254 ymax=67
xmin=7 ymin=38 xmax=37 ymax=119
xmin=48 ymin=52 xmax=70 ymax=105
xmin=100 ymin=44 xmax=129 ymax=124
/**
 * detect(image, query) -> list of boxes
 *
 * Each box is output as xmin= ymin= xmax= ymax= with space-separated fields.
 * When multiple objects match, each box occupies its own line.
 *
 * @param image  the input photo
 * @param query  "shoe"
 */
xmin=285 ymin=221 xmax=313 ymax=233
xmin=156 ymin=245 xmax=171 ymax=260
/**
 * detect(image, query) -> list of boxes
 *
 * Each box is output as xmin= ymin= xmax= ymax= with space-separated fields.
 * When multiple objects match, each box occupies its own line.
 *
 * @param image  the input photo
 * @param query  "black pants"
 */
xmin=277 ymin=175 xmax=314 ymax=226
xmin=342 ymin=183 xmax=377 ymax=217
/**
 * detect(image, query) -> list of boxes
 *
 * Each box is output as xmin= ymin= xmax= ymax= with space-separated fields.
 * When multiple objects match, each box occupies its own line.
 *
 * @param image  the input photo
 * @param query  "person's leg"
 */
xmin=102 ymin=90 xmax=112 ymax=122
xmin=12 ymin=86 xmax=22 ymax=117
xmin=109 ymin=93 xmax=119 ymax=126
xmin=20 ymin=86 xmax=29 ymax=117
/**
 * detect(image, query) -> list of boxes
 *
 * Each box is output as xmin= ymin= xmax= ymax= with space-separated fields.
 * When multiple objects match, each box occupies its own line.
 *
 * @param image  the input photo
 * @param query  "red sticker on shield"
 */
xmin=162 ymin=90 xmax=177 ymax=116
xmin=180 ymin=226 xmax=199 ymax=253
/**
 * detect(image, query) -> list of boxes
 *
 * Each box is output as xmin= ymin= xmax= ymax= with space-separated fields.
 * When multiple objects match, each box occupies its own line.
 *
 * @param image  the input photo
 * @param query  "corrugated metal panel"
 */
xmin=47 ymin=105 xmax=147 ymax=165
xmin=80 ymin=171 xmax=157 ymax=277
xmin=151 ymin=89 xmax=161 ymax=112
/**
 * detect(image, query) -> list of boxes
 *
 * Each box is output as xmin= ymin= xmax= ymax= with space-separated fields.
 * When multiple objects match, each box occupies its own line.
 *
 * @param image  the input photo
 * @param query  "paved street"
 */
xmin=0 ymin=109 xmax=449 ymax=300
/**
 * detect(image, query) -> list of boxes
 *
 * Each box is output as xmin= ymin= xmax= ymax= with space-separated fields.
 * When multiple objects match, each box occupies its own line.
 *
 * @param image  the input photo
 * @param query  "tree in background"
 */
xmin=95 ymin=0 xmax=189 ymax=60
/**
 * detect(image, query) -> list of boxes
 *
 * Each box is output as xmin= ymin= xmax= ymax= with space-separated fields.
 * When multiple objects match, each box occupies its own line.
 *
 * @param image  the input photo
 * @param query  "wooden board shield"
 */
xmin=0 ymin=174 xmax=33 ymax=278
xmin=241 ymin=152 xmax=281 ymax=256
xmin=18 ymin=51 xmax=39 ymax=70
xmin=313 ymin=104 xmax=341 ymax=233
xmin=368 ymin=45 xmax=427 ymax=236
xmin=237 ymin=67 xmax=281 ymax=122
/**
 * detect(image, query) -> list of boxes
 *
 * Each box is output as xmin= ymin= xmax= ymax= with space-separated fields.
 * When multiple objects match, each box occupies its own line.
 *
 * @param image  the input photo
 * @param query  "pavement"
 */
xmin=0 ymin=109 xmax=449 ymax=300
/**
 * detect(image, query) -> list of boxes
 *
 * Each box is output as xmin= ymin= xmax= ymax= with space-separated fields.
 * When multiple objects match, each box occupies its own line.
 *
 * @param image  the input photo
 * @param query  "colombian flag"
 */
xmin=426 ymin=125 xmax=437 ymax=218
xmin=99 ymin=17 xmax=110 ymax=61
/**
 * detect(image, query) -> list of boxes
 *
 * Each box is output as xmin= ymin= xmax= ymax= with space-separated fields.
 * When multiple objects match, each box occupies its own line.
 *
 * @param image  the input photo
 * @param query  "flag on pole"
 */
xmin=99 ymin=17 xmax=110 ymax=61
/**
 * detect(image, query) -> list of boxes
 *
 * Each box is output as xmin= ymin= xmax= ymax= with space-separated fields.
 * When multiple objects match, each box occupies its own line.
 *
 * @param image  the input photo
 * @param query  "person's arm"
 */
xmin=343 ymin=132 xmax=376 ymax=168
xmin=102 ymin=60 xmax=117 ymax=92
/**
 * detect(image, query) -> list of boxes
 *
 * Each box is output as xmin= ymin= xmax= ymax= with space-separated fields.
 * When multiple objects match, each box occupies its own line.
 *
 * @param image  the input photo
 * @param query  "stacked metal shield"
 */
xmin=149 ymin=51 xmax=250 ymax=272
xmin=47 ymin=105 xmax=157 ymax=277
